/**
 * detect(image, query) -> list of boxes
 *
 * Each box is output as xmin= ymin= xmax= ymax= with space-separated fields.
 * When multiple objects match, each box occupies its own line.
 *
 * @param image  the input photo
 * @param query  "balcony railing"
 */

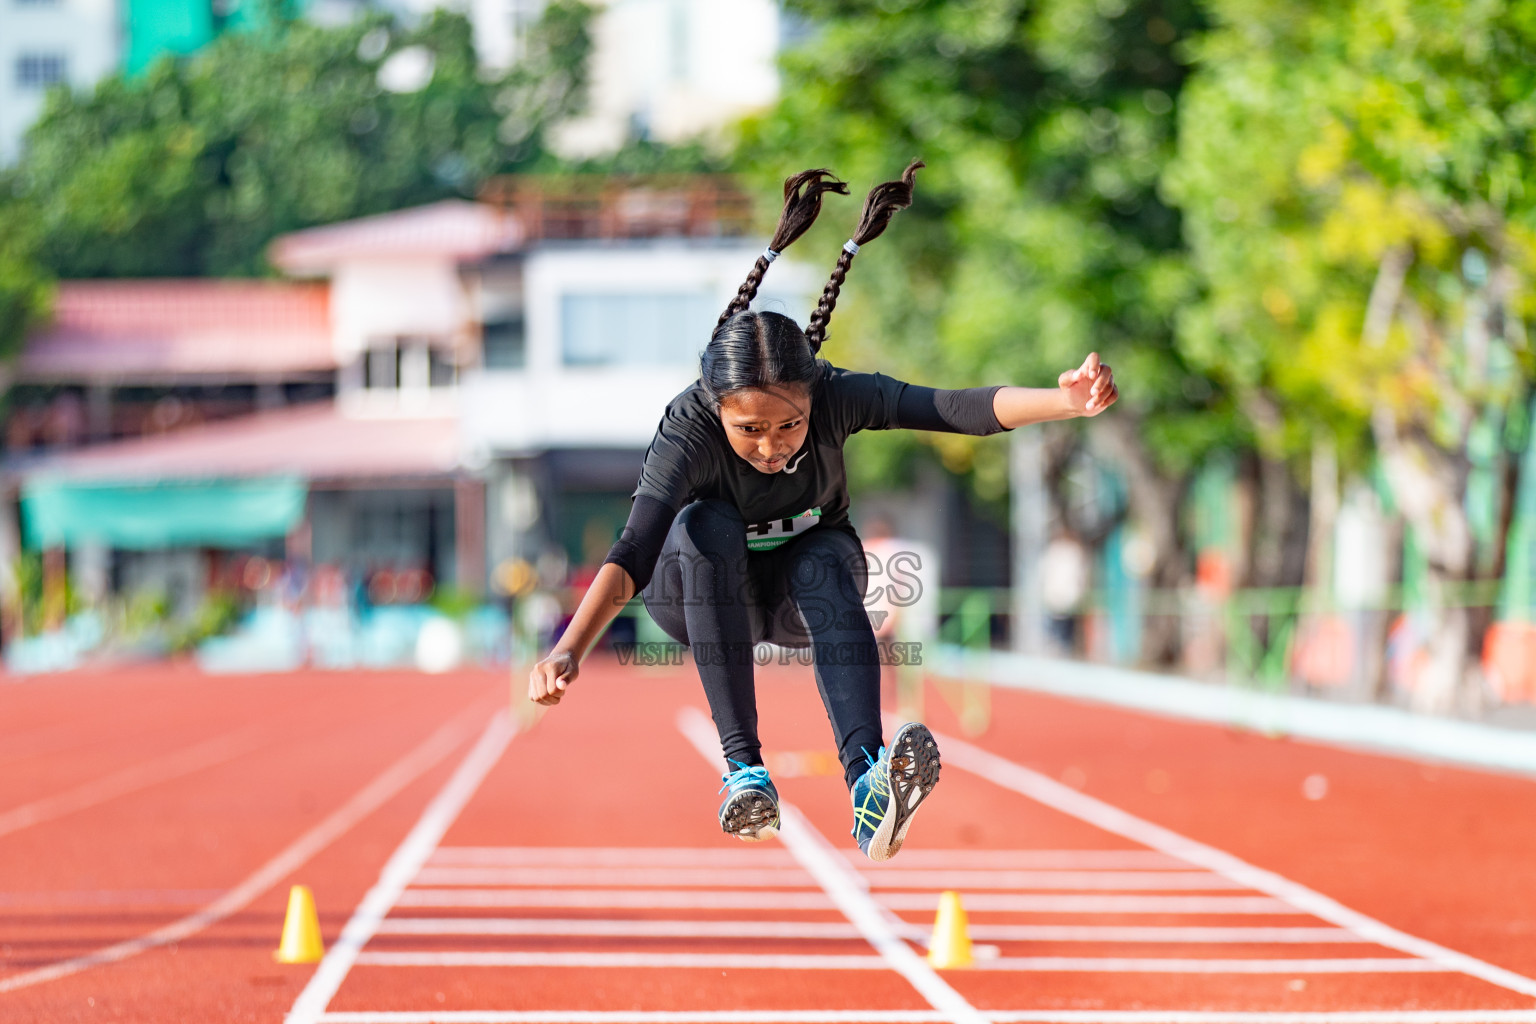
xmin=479 ymin=175 xmax=755 ymax=241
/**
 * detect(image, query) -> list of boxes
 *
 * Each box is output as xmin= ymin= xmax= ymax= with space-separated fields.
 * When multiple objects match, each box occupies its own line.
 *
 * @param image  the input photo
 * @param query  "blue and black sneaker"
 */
xmin=850 ymin=722 xmax=941 ymax=862
xmin=718 ymin=761 xmax=781 ymax=842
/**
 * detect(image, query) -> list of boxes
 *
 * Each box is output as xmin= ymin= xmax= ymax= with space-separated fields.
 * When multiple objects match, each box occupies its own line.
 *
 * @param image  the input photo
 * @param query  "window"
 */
xmin=428 ymin=347 xmax=457 ymax=387
xmin=364 ymin=345 xmax=399 ymax=390
xmin=16 ymin=54 xmax=67 ymax=90
xmin=482 ymin=315 xmax=526 ymax=370
xmin=561 ymin=292 xmax=714 ymax=368
xmin=359 ymin=338 xmax=456 ymax=391
xmin=668 ymin=0 xmax=689 ymax=82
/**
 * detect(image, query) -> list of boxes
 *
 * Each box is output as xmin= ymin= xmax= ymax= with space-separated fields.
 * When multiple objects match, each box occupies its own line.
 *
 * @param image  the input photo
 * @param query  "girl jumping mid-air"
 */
xmin=528 ymin=162 xmax=1118 ymax=861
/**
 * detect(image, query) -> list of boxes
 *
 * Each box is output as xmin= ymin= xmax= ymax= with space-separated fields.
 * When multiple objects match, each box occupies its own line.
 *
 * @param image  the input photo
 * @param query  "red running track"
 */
xmin=3 ymin=657 xmax=1536 ymax=1023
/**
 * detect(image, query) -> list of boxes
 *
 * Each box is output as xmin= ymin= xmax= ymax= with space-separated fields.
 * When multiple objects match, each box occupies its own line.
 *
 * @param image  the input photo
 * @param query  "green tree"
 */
xmin=741 ymin=0 xmax=1231 ymax=662
xmin=1165 ymin=0 xmax=1536 ymax=709
xmin=10 ymin=2 xmax=593 ymax=278
xmin=0 ymin=185 xmax=51 ymax=368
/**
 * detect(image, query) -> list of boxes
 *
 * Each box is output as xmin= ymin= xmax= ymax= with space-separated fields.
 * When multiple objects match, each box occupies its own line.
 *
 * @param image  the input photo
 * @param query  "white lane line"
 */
xmin=317 ymin=1014 xmax=949 ymax=1024
xmin=991 ymin=1015 xmax=1536 ymax=1023
xmin=355 ymin=951 xmax=889 ymax=969
xmin=349 ymin=951 xmax=1445 ymax=974
xmin=313 ymin=1010 xmax=1536 ymax=1024
xmin=934 ymin=728 xmax=1536 ymax=998
xmin=395 ymin=888 xmax=837 ymax=910
xmin=409 ymin=866 xmax=1241 ymax=891
xmin=285 ymin=712 xmax=517 ymax=1024
xmin=851 ymin=849 xmax=1189 ymax=870
xmin=947 ymin=925 xmax=1365 ymax=944
xmin=373 ymin=919 xmax=1361 ymax=945
xmin=411 ymin=867 xmax=822 ymax=888
xmin=970 ymin=957 xmax=1447 ymax=974
xmin=676 ymin=706 xmax=989 ymax=1024
xmin=879 ymin=893 xmax=1297 ymax=914
xmin=394 ymin=889 xmax=1297 ymax=914
xmin=865 ymin=870 xmax=1241 ymax=892
xmin=0 ymin=701 xmax=492 ymax=995
xmin=375 ymin=918 xmax=869 ymax=939
xmin=0 ymin=727 xmax=267 ymax=838
xmin=429 ymin=847 xmax=801 ymax=867
xmin=425 ymin=847 xmax=1191 ymax=870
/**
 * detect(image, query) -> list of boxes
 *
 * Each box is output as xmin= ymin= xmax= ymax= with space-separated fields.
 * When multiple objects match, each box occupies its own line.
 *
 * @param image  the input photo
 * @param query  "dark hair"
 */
xmin=700 ymin=168 xmax=848 ymax=408
xmin=701 ymin=310 xmax=818 ymax=409
xmin=716 ymin=169 xmax=848 ymax=328
xmin=804 ymin=159 xmax=924 ymax=352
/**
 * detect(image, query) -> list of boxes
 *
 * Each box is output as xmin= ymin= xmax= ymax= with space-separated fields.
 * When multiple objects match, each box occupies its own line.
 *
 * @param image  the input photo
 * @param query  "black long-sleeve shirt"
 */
xmin=603 ymin=360 xmax=1011 ymax=592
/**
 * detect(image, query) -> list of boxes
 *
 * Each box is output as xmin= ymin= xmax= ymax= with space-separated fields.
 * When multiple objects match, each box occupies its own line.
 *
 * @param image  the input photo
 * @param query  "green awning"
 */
xmin=21 ymin=477 xmax=307 ymax=550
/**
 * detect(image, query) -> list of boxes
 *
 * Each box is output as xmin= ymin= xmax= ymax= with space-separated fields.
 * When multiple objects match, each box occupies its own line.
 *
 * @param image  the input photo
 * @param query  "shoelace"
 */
xmin=719 ymin=760 xmax=773 ymax=794
xmin=851 ymin=745 xmax=892 ymax=838
xmin=856 ymin=745 xmax=893 ymax=799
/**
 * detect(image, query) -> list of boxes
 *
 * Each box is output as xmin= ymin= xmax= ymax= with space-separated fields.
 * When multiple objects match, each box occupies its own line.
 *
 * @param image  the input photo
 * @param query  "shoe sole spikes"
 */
xmin=866 ymin=722 xmax=942 ymax=862
xmin=720 ymin=788 xmax=781 ymax=842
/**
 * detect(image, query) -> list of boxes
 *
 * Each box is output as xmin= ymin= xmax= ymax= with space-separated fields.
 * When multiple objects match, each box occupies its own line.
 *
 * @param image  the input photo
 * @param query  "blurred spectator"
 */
xmin=1042 ymin=527 xmax=1090 ymax=655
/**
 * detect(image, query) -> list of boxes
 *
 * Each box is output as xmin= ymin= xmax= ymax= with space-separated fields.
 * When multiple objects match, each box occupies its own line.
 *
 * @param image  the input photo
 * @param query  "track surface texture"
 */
xmin=1 ymin=657 xmax=1534 ymax=1023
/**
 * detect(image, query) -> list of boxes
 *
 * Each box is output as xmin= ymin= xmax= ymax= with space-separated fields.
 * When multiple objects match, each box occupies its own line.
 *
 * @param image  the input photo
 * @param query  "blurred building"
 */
xmin=5 ymin=178 xmax=817 ymax=622
xmin=9 ymin=279 xmax=337 ymax=452
xmin=7 ymin=201 xmax=512 ymax=613
xmin=1 ymin=0 xmax=784 ymax=165
xmin=0 ymin=0 xmax=255 ymax=163
xmin=8 ymin=278 xmax=342 ymax=607
xmin=0 ymin=0 xmax=119 ymax=164
xmin=463 ymin=175 xmax=812 ymax=595
xmin=7 ymin=279 xmax=342 ymax=610
xmin=543 ymin=0 xmax=781 ymax=156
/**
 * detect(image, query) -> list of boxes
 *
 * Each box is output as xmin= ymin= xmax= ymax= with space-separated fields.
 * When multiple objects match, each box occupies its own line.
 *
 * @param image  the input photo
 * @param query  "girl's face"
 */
xmin=718 ymin=385 xmax=812 ymax=474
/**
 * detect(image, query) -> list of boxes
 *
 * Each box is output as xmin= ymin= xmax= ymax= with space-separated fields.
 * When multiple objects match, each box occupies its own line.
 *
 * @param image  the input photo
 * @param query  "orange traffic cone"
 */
xmin=926 ymin=890 xmax=973 ymax=969
xmin=274 ymin=885 xmax=325 ymax=963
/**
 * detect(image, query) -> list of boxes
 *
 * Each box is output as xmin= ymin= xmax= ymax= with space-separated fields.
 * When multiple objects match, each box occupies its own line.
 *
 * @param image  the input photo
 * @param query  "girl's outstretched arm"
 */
xmin=992 ymin=352 xmax=1118 ymax=428
xmin=529 ymin=562 xmax=637 ymax=707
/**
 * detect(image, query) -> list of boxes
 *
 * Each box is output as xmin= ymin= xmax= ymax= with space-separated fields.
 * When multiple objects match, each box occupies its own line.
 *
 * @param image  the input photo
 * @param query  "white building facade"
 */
xmin=0 ymin=0 xmax=783 ymax=165
xmin=270 ymin=186 xmax=815 ymax=594
xmin=462 ymin=240 xmax=812 ymax=455
xmin=0 ymin=0 xmax=119 ymax=163
xmin=548 ymin=0 xmax=781 ymax=156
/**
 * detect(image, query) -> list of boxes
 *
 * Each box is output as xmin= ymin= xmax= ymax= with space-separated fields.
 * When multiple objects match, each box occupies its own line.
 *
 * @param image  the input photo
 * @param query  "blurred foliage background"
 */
xmin=3 ymin=0 xmax=1534 ymax=708
xmin=0 ymin=0 xmax=592 ymax=284
xmin=735 ymin=0 xmax=1536 ymax=706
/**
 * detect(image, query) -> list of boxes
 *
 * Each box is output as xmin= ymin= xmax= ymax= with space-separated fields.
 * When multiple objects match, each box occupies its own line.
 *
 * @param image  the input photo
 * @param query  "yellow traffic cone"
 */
xmin=926 ymin=890 xmax=973 ymax=969
xmin=274 ymin=885 xmax=325 ymax=963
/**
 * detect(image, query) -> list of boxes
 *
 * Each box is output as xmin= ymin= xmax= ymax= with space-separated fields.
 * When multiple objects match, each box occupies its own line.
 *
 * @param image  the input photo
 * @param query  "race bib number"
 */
xmin=746 ymin=507 xmax=823 ymax=551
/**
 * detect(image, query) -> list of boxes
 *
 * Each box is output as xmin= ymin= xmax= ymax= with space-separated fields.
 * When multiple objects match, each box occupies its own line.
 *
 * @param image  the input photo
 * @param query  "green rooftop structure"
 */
xmin=124 ymin=0 xmax=220 ymax=76
xmin=124 ymin=0 xmax=299 ymax=76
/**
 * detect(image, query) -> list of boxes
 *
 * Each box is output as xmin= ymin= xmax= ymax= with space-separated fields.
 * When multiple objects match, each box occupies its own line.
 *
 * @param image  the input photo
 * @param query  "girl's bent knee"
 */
xmin=675 ymin=500 xmax=750 ymax=560
xmin=677 ymin=499 xmax=745 ymax=528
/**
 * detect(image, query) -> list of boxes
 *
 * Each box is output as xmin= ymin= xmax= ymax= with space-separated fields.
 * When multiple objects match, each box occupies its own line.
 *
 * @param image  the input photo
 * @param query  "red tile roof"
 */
xmin=21 ymin=280 xmax=335 ymax=382
xmin=269 ymin=200 xmax=522 ymax=275
xmin=24 ymin=402 xmax=461 ymax=484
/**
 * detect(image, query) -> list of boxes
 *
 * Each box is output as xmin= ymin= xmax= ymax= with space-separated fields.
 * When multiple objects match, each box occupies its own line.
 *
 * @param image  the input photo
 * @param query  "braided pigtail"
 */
xmin=803 ymin=159 xmax=924 ymax=353
xmin=717 ymin=169 xmax=849 ymax=328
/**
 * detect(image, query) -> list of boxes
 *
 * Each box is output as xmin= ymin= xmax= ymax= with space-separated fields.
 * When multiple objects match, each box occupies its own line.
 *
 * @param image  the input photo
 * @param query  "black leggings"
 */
xmin=642 ymin=499 xmax=882 ymax=788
